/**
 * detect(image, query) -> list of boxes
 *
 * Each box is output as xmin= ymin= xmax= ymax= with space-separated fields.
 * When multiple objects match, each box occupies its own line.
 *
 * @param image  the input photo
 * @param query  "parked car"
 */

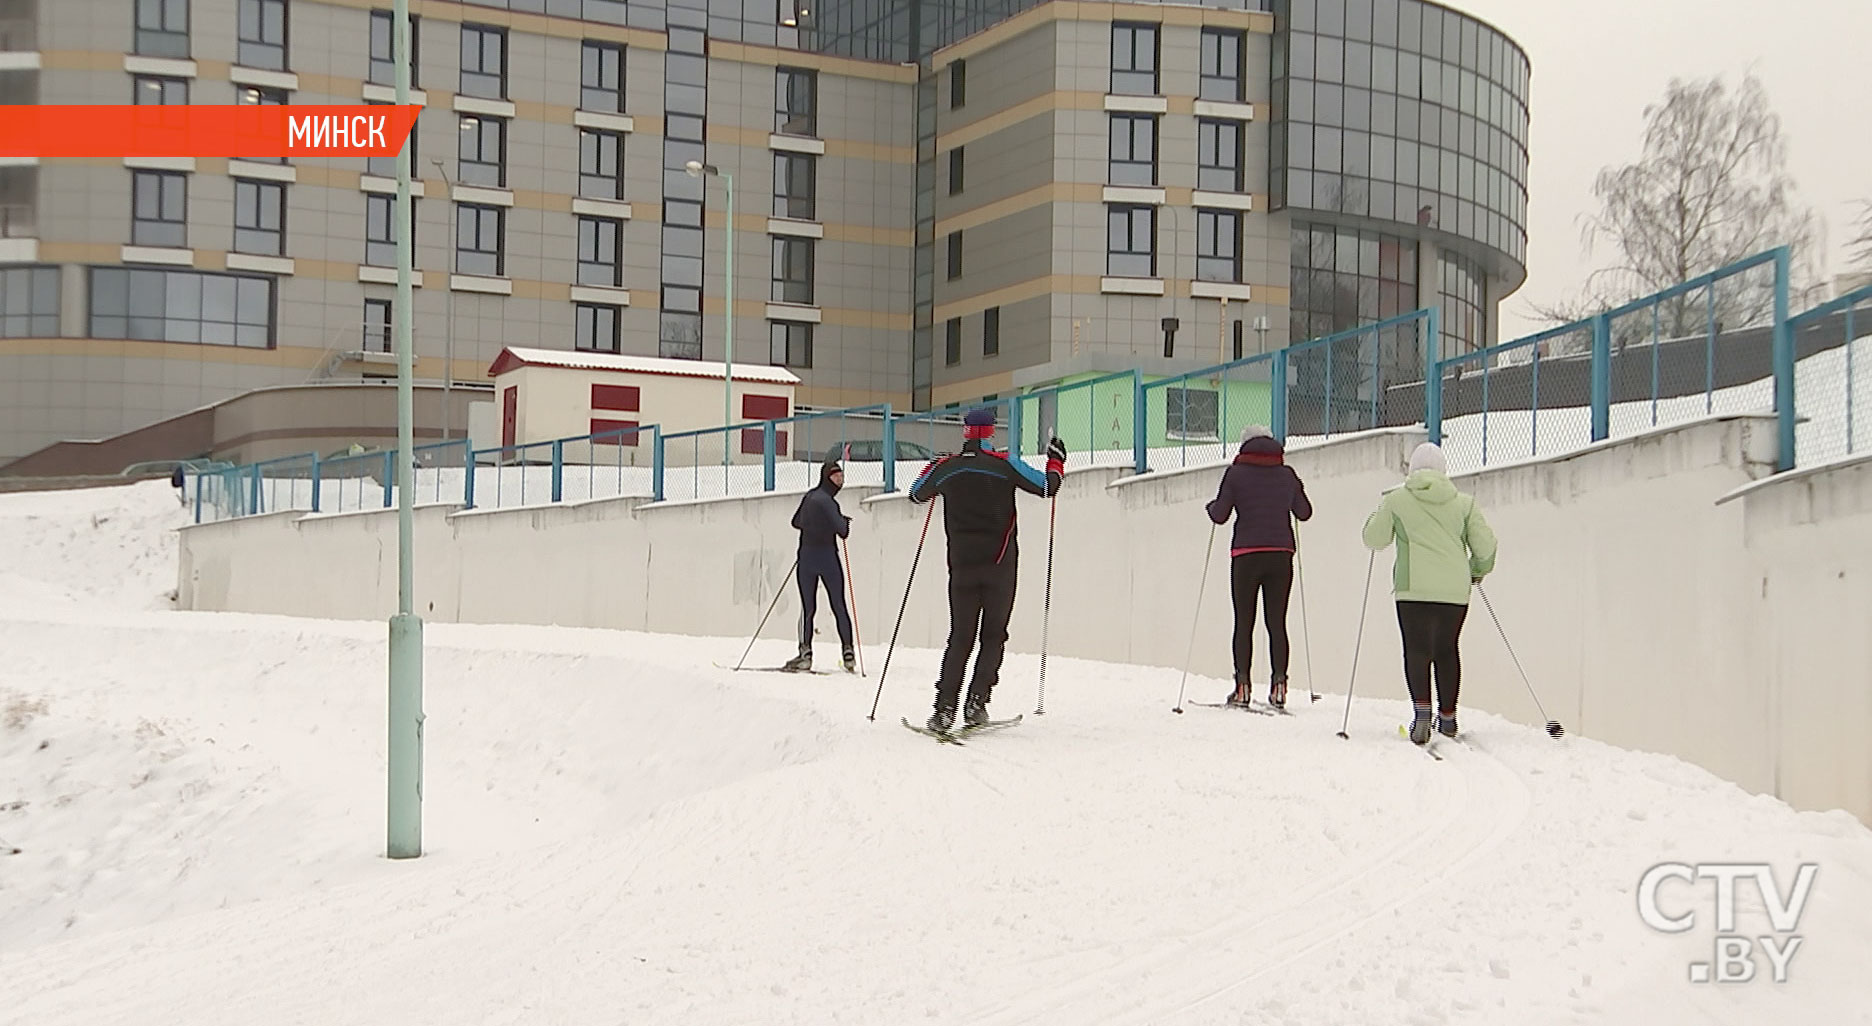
xmin=802 ymin=439 xmax=937 ymax=463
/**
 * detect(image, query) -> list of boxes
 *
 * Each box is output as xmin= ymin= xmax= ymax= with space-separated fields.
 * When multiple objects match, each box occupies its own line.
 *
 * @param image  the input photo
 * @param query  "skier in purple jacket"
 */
xmin=1205 ymin=425 xmax=1313 ymax=709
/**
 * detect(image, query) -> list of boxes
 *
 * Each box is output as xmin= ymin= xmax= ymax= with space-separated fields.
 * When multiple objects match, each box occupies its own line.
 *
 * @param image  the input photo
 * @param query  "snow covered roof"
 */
xmin=487 ymin=347 xmax=801 ymax=386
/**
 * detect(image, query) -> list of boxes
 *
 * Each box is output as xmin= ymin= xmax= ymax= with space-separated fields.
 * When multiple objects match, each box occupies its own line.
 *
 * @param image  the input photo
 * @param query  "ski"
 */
xmin=959 ymin=714 xmax=1023 ymax=737
xmin=902 ymin=717 xmax=965 ymax=745
xmin=1187 ymin=700 xmax=1276 ymax=716
xmin=714 ymin=661 xmax=839 ymax=676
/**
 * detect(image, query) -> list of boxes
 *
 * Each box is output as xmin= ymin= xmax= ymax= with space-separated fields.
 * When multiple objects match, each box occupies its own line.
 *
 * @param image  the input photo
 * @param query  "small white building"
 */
xmin=485 ymin=347 xmax=801 ymax=462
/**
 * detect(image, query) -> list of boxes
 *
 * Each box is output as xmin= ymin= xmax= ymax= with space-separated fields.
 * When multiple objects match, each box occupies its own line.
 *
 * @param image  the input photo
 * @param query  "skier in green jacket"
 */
xmin=1362 ymin=442 xmax=1498 ymax=745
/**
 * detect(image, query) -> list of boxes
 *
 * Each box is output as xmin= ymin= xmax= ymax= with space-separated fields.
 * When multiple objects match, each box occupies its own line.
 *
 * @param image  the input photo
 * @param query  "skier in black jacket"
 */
xmin=908 ymin=407 xmax=1065 ymax=732
xmin=785 ymin=457 xmax=856 ymax=673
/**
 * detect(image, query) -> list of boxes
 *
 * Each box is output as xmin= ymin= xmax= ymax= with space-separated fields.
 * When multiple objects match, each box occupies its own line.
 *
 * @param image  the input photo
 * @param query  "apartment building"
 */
xmin=0 ymin=0 xmax=1528 ymax=468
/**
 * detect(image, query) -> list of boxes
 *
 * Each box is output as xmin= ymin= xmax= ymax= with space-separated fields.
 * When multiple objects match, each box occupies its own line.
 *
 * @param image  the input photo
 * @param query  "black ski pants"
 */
xmin=935 ymin=558 xmax=1019 ymax=712
xmin=1229 ymin=551 xmax=1294 ymax=683
xmin=797 ymin=546 xmax=854 ymax=653
xmin=1396 ymin=600 xmax=1469 ymax=714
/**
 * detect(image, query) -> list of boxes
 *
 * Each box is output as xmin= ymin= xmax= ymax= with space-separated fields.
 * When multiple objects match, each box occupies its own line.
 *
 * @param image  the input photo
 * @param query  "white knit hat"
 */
xmin=1240 ymin=424 xmax=1272 ymax=443
xmin=1408 ymin=442 xmax=1447 ymax=475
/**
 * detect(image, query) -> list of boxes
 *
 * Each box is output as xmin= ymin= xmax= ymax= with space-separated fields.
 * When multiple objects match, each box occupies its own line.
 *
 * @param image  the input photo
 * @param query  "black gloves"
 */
xmin=1046 ymin=437 xmax=1068 ymax=464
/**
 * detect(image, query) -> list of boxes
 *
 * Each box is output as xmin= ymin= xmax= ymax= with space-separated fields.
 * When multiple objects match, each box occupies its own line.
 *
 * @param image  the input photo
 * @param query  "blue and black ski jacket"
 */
xmin=909 ymin=441 xmax=1060 ymax=567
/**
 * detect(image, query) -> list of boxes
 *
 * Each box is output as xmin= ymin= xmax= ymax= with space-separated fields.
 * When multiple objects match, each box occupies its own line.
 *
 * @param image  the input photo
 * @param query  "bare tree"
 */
xmin=1536 ymin=73 xmax=1820 ymax=350
xmin=1850 ymin=200 xmax=1872 ymax=274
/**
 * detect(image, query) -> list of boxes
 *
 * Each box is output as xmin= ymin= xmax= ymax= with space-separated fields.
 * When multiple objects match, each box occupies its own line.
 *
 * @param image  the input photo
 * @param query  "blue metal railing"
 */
xmin=1428 ymin=248 xmax=1793 ymax=472
xmin=1787 ymin=282 xmax=1872 ymax=465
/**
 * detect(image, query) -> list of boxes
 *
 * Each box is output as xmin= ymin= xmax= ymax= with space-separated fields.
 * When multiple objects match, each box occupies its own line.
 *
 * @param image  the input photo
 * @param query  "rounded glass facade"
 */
xmin=1272 ymin=0 xmax=1530 ymax=270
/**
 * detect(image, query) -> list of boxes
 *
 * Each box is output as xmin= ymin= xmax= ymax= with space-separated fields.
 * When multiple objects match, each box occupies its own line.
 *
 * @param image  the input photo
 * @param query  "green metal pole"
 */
xmin=723 ymin=171 xmax=735 ymax=471
xmin=387 ymin=0 xmax=424 ymax=860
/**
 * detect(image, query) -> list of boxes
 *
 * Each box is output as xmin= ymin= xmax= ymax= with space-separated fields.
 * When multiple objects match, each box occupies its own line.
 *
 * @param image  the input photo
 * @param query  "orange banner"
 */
xmin=0 ymin=105 xmax=424 ymax=158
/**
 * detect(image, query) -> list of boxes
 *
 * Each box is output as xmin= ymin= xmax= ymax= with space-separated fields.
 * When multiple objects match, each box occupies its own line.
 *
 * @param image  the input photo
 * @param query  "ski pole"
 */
xmin=1294 ymin=517 xmax=1319 ymax=703
xmin=1477 ymin=584 xmax=1565 ymax=738
xmin=1336 ymin=550 xmax=1377 ymax=739
xmin=1172 ymin=523 xmax=1219 ymax=714
xmin=734 ymin=555 xmax=799 ymax=671
xmin=868 ymin=498 xmax=937 ymax=721
xmin=1034 ymin=491 xmax=1057 ymax=715
xmin=840 ymin=535 xmax=866 ymax=676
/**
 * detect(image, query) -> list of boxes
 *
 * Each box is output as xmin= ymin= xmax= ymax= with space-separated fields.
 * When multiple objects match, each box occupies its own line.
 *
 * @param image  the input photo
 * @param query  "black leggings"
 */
xmin=1396 ymin=601 xmax=1468 ymax=714
xmin=1229 ymin=552 xmax=1294 ymax=682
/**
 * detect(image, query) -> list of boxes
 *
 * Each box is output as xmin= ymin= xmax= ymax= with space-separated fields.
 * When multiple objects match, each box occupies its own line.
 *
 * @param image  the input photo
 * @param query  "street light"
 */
xmin=685 ymin=159 xmax=734 ymax=468
xmin=430 ymin=158 xmax=456 ymax=442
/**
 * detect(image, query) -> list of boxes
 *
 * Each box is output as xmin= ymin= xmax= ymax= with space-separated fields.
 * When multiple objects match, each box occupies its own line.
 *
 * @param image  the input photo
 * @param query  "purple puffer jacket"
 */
xmin=1206 ymin=436 xmax=1313 ymax=554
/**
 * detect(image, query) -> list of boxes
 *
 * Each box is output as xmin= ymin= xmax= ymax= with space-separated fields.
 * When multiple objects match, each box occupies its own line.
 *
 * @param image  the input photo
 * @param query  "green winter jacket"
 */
xmin=1361 ymin=470 xmax=1498 ymax=605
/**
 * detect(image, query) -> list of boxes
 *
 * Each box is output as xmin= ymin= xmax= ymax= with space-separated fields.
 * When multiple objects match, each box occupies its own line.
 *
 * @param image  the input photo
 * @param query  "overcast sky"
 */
xmin=1448 ymin=0 xmax=1870 ymax=337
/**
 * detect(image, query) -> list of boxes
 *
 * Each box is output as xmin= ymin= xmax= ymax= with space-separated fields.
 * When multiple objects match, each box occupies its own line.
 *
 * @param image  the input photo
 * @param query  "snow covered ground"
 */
xmin=4 ymin=481 xmax=1872 ymax=1025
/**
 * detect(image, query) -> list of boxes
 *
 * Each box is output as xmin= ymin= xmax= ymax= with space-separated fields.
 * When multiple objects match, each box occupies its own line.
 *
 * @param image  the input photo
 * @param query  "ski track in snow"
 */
xmin=2 ymin=481 xmax=1872 ymax=1026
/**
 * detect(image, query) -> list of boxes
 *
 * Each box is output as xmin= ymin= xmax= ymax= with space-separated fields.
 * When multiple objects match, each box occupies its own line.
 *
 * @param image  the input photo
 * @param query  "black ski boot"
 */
xmin=927 ymin=706 xmax=956 ymax=734
xmin=1227 ymin=672 xmax=1253 ymax=707
xmin=841 ymin=649 xmax=857 ymax=673
xmin=781 ymin=650 xmax=812 ymax=672
xmin=963 ymin=697 xmax=989 ymax=729
xmin=1268 ymin=675 xmax=1288 ymax=710
xmin=1408 ymin=707 xmax=1434 ymax=745
xmin=1437 ymin=712 xmax=1459 ymax=738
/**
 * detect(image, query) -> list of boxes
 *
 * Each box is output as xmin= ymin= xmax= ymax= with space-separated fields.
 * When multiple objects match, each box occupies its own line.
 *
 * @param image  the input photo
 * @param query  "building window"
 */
xmin=945 ymin=230 xmax=962 ymax=280
xmin=983 ymin=306 xmax=999 ymax=357
xmin=239 ymin=86 xmax=289 ymax=165
xmin=775 ymin=67 xmax=817 ymax=136
xmin=368 ymin=10 xmax=419 ymax=88
xmin=1197 ymin=119 xmax=1243 ymax=192
xmin=770 ymin=321 xmax=812 ymax=368
xmin=575 ymin=303 xmax=620 ymax=353
xmin=364 ymin=99 xmax=414 ymax=177
xmin=1110 ymin=23 xmax=1158 ymax=95
xmin=579 ymin=130 xmax=622 ymax=200
xmin=1199 ymin=29 xmax=1244 ymax=103
xmin=1109 ymin=114 xmax=1157 ymax=186
xmin=580 ymin=41 xmax=625 ymax=113
xmin=576 ymin=217 xmax=622 ymax=287
xmin=233 ymin=180 xmax=285 ymax=256
xmin=0 ymin=267 xmax=59 ymax=339
xmin=772 ymin=152 xmax=816 ymax=220
xmin=950 ymin=59 xmax=966 ymax=108
xmin=133 ymin=76 xmax=187 ymax=105
xmin=88 ymin=267 xmax=273 ymax=347
xmin=944 ymin=316 xmax=961 ymax=366
xmin=660 ymin=307 xmax=701 ymax=360
xmin=363 ymin=297 xmax=392 ymax=352
xmin=364 ymin=194 xmax=415 ymax=267
xmin=1196 ymin=209 xmax=1241 ymax=282
xmin=1107 ymin=204 xmax=1156 ymax=277
xmin=1165 ymin=386 xmax=1219 ymax=440
xmin=131 ymin=170 xmax=187 ymax=249
xmin=459 ymin=24 xmax=506 ymax=100
xmin=237 ymin=0 xmax=288 ymax=71
xmin=948 ymin=147 xmax=964 ymax=195
xmin=1440 ymin=252 xmax=1487 ymax=353
xmin=1233 ymin=318 xmax=1245 ymax=360
xmin=771 ymin=237 xmax=814 ymax=304
xmin=455 ymin=204 xmax=504 ymax=276
xmin=457 ymin=115 xmax=506 ymax=188
xmin=134 ymin=0 xmax=190 ymax=59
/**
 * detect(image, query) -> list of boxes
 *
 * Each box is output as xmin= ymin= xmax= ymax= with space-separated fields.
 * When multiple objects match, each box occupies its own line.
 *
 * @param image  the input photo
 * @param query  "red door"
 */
xmin=501 ymin=386 xmax=518 ymax=452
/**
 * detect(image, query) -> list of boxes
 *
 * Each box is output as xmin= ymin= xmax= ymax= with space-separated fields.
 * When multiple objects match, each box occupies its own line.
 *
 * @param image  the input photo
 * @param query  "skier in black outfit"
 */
xmin=908 ymin=407 xmax=1065 ymax=732
xmin=784 ymin=458 xmax=856 ymax=673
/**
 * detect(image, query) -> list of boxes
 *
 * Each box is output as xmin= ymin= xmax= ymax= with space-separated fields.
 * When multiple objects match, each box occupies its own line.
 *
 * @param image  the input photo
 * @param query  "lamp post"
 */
xmin=685 ymin=160 xmax=734 ymax=469
xmin=387 ymin=0 xmax=423 ymax=860
xmin=431 ymin=158 xmax=455 ymax=442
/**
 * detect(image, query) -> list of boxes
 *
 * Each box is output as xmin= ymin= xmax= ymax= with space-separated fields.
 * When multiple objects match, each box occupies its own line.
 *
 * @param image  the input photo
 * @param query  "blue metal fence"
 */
xmin=1429 ymin=248 xmax=1794 ymax=472
xmin=200 ymin=248 xmax=1862 ymax=524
